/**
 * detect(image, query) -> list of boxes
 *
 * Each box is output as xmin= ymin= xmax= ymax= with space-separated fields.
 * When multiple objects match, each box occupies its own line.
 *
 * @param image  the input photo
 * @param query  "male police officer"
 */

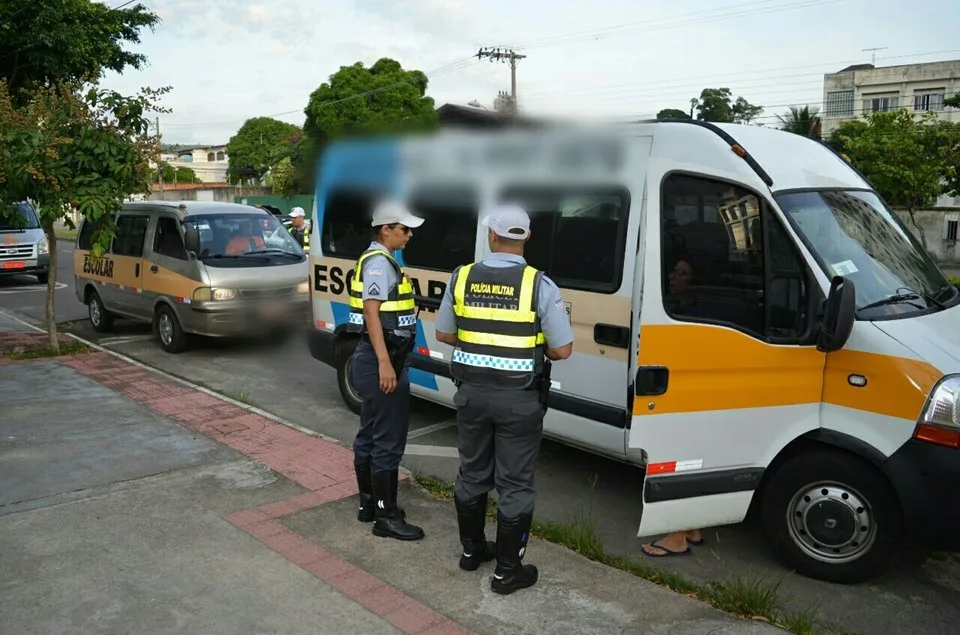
xmin=435 ymin=204 xmax=574 ymax=594
xmin=349 ymin=199 xmax=426 ymax=541
xmin=288 ymin=207 xmax=310 ymax=252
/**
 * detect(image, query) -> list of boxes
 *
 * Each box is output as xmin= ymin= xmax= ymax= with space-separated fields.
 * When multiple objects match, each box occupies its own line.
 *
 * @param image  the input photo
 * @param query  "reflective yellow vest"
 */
xmin=449 ymin=262 xmax=546 ymax=389
xmin=347 ymin=248 xmax=416 ymax=333
xmin=289 ymin=225 xmax=309 ymax=252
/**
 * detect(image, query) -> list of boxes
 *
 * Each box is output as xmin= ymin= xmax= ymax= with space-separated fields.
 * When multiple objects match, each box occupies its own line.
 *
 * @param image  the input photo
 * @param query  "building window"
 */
xmin=914 ymin=92 xmax=945 ymax=112
xmin=319 ymin=187 xmax=386 ymax=259
xmin=661 ymin=174 xmax=807 ymax=340
xmin=403 ymin=185 xmax=478 ymax=272
xmin=207 ymin=152 xmax=216 ymax=162
xmin=216 ymin=151 xmax=225 ymax=161
xmin=497 ymin=186 xmax=630 ymax=293
xmin=825 ymin=90 xmax=855 ymax=116
xmin=154 ymin=217 xmax=188 ymax=259
xmin=864 ymin=94 xmax=898 ymax=114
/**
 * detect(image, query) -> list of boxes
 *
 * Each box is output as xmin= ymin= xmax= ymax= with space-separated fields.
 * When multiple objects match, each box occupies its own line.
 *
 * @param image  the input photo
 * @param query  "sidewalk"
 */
xmin=0 ymin=315 xmax=782 ymax=634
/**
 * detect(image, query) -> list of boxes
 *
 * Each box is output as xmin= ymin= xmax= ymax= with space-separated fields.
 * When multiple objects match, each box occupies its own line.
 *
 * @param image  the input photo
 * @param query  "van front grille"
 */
xmin=0 ymin=245 xmax=33 ymax=260
xmin=238 ymin=286 xmax=296 ymax=300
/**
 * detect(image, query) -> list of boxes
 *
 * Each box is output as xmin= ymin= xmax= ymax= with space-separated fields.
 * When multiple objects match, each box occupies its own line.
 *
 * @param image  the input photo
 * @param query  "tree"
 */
xmin=776 ymin=105 xmax=822 ymax=138
xmin=297 ymin=58 xmax=439 ymax=192
xmin=693 ymin=88 xmax=763 ymax=124
xmin=828 ymin=110 xmax=960 ymax=249
xmin=153 ymin=162 xmax=200 ymax=184
xmin=226 ymin=117 xmax=301 ymax=185
xmin=657 ymin=108 xmax=691 ymax=120
xmin=945 ymin=93 xmax=960 ymax=109
xmin=0 ymin=80 xmax=167 ymax=351
xmin=0 ymin=0 xmax=160 ymax=104
xmin=271 ymin=156 xmax=296 ymax=197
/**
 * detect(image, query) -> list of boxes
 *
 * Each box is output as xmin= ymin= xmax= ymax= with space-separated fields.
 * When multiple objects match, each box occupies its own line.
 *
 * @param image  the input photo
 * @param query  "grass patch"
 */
xmin=948 ymin=275 xmax=960 ymax=286
xmin=225 ymin=390 xmax=257 ymax=406
xmin=411 ymin=471 xmax=842 ymax=634
xmin=54 ymin=229 xmax=77 ymax=241
xmin=2 ymin=339 xmax=90 ymax=360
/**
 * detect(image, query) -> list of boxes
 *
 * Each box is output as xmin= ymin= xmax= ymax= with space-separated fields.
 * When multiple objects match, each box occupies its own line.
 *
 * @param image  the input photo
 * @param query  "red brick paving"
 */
xmin=57 ymin=350 xmax=472 ymax=635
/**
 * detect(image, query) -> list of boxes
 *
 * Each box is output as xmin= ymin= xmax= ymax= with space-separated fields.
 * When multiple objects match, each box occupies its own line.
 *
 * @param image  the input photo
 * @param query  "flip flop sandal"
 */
xmin=642 ymin=542 xmax=692 ymax=558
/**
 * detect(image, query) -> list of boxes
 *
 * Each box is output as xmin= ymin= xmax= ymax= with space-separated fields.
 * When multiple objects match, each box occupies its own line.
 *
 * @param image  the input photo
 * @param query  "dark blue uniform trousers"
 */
xmin=352 ymin=340 xmax=411 ymax=472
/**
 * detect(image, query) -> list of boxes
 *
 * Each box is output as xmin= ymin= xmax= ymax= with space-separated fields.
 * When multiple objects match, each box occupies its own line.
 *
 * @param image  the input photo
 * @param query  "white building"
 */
xmin=150 ymin=144 xmax=230 ymax=183
xmin=821 ymin=59 xmax=960 ymax=208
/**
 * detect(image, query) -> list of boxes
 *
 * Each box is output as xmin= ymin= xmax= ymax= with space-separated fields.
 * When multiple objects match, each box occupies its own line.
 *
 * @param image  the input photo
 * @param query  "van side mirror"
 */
xmin=817 ymin=276 xmax=856 ymax=353
xmin=183 ymin=227 xmax=200 ymax=258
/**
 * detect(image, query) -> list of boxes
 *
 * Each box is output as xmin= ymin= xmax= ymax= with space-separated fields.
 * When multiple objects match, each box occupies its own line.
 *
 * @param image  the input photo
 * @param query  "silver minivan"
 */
xmin=1 ymin=202 xmax=50 ymax=284
xmin=74 ymin=201 xmax=310 ymax=353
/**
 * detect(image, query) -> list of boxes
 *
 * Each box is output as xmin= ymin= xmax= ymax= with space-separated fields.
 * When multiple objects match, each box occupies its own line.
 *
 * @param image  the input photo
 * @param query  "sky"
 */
xmin=98 ymin=0 xmax=960 ymax=145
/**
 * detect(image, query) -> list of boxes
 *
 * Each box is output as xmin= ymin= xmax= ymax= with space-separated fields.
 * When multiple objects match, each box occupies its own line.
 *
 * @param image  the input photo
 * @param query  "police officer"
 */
xmin=349 ymin=199 xmax=425 ymax=542
xmin=434 ymin=204 xmax=574 ymax=594
xmin=288 ymin=207 xmax=310 ymax=253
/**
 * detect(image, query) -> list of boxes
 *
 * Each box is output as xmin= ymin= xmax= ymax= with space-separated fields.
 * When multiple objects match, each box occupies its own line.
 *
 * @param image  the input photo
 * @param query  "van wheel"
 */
xmin=36 ymin=272 xmax=49 ymax=285
xmin=88 ymin=290 xmax=114 ymax=332
xmin=760 ymin=449 xmax=903 ymax=584
xmin=336 ymin=338 xmax=363 ymax=415
xmin=156 ymin=305 xmax=189 ymax=354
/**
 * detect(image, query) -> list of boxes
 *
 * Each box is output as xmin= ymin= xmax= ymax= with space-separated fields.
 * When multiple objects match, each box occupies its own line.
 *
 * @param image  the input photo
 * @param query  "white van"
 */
xmin=1 ymin=202 xmax=50 ymax=284
xmin=307 ymin=120 xmax=960 ymax=584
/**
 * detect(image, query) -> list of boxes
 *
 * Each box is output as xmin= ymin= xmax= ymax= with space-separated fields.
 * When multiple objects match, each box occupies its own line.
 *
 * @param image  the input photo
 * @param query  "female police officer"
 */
xmin=350 ymin=199 xmax=426 ymax=541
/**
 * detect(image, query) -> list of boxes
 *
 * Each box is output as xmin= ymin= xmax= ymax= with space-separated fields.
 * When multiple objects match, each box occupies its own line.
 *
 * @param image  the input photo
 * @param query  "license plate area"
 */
xmin=0 ymin=261 xmax=26 ymax=270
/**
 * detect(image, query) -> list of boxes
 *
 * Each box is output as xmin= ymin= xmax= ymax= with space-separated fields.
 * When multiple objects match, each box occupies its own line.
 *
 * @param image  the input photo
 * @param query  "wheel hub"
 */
xmin=159 ymin=314 xmax=173 ymax=345
xmin=787 ymin=483 xmax=877 ymax=564
xmin=90 ymin=301 xmax=100 ymax=325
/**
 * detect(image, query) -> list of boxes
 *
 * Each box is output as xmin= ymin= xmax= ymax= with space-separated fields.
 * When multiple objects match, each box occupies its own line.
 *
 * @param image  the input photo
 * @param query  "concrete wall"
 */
xmin=149 ymin=186 xmax=268 ymax=203
xmin=893 ymin=208 xmax=960 ymax=264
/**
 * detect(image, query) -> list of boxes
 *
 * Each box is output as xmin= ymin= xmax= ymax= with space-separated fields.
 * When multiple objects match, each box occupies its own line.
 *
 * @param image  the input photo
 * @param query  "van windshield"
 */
xmin=776 ymin=189 xmax=957 ymax=319
xmin=1 ymin=203 xmax=41 ymax=231
xmin=181 ymin=212 xmax=304 ymax=265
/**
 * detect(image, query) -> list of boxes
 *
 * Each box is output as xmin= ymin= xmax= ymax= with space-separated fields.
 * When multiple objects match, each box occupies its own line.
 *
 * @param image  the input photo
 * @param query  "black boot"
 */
xmin=355 ymin=461 xmax=375 ymax=523
xmin=455 ymin=493 xmax=496 ymax=571
xmin=492 ymin=510 xmax=538 ymax=595
xmin=372 ymin=469 xmax=424 ymax=541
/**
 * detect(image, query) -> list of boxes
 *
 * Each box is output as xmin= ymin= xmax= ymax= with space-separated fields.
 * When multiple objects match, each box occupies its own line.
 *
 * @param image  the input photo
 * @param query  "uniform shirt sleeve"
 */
xmin=360 ymin=254 xmax=392 ymax=302
xmin=434 ymin=266 xmax=460 ymax=335
xmin=536 ymin=274 xmax=574 ymax=348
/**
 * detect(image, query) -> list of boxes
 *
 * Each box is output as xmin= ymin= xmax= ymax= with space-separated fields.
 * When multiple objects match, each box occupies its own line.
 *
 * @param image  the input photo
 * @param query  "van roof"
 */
xmin=120 ymin=200 xmax=267 ymax=218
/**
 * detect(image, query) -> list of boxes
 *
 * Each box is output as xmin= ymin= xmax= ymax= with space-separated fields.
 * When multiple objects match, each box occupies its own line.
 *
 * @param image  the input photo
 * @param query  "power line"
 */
xmin=111 ymin=1 xmax=139 ymax=9
xmin=476 ymin=48 xmax=526 ymax=115
xmin=0 ymin=0 xmax=40 ymax=29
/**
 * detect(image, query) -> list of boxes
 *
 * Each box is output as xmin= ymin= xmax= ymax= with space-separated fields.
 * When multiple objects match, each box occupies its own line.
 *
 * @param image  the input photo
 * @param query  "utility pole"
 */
xmin=156 ymin=117 xmax=164 ymax=201
xmin=477 ymin=47 xmax=526 ymax=116
xmin=862 ymin=47 xmax=887 ymax=66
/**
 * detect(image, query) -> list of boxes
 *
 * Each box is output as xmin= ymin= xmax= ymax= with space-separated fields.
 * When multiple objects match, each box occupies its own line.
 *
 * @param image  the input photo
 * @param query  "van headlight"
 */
xmin=38 ymin=237 xmax=49 ymax=255
xmin=920 ymin=375 xmax=960 ymax=428
xmin=193 ymin=287 xmax=237 ymax=302
xmin=296 ymin=280 xmax=309 ymax=294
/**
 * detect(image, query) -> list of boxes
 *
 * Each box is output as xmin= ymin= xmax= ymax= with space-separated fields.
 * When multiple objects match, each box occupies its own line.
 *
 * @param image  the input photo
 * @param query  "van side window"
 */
xmin=404 ymin=185 xmax=478 ymax=271
xmin=112 ymin=215 xmax=150 ymax=258
xmin=497 ymin=186 xmax=630 ymax=293
xmin=320 ymin=187 xmax=383 ymax=260
xmin=77 ymin=219 xmax=103 ymax=251
xmin=154 ymin=217 xmax=188 ymax=260
xmin=661 ymin=174 xmax=806 ymax=340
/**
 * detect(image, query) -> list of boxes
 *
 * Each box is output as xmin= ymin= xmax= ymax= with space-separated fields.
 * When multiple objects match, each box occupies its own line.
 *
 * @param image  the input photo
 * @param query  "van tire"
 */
xmin=760 ymin=449 xmax=903 ymax=584
xmin=336 ymin=337 xmax=363 ymax=416
xmin=88 ymin=290 xmax=114 ymax=332
xmin=36 ymin=272 xmax=49 ymax=285
xmin=155 ymin=305 xmax=189 ymax=354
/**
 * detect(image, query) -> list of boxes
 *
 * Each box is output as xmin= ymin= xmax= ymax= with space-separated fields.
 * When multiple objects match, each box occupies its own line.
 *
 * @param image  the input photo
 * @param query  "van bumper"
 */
xmin=307 ymin=327 xmax=336 ymax=367
xmin=883 ymin=438 xmax=960 ymax=551
xmin=0 ymin=255 xmax=48 ymax=277
xmin=180 ymin=297 xmax=312 ymax=337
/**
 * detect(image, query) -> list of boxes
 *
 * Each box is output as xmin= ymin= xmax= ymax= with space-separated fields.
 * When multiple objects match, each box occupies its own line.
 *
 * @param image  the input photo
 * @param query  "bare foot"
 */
xmin=687 ymin=529 xmax=703 ymax=544
xmin=641 ymin=533 xmax=690 ymax=557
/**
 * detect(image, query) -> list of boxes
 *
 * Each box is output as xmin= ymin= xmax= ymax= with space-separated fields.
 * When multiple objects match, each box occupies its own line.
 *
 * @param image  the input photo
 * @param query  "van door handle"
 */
xmin=150 ymin=265 xmax=158 ymax=273
xmin=135 ymin=263 xmax=140 ymax=277
xmin=594 ymin=323 xmax=630 ymax=348
xmin=636 ymin=366 xmax=669 ymax=396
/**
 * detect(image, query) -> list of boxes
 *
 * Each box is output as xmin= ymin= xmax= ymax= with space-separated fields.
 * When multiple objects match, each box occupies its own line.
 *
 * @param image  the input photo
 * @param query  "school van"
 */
xmin=74 ymin=201 xmax=310 ymax=353
xmin=306 ymin=121 xmax=960 ymax=583
xmin=1 ymin=202 xmax=50 ymax=284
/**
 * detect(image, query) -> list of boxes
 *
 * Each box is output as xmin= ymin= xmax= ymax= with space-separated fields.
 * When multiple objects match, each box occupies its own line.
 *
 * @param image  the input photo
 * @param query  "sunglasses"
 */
xmin=388 ymin=223 xmax=413 ymax=235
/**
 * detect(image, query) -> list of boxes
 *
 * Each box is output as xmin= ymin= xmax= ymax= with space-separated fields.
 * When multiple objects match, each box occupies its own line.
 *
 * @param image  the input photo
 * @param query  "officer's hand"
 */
xmin=378 ymin=359 xmax=398 ymax=394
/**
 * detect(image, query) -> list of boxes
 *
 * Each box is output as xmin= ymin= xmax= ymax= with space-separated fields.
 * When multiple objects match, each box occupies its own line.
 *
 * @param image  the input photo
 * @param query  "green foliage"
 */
xmin=828 ymin=110 xmax=960 ymax=212
xmin=777 ymin=105 xmax=822 ymax=137
xmin=694 ymin=88 xmax=763 ymax=124
xmin=296 ymin=58 xmax=440 ymax=192
xmin=0 ymin=0 xmax=160 ymax=104
xmin=153 ymin=162 xmax=200 ymax=184
xmin=270 ymin=156 xmax=296 ymax=197
xmin=656 ymin=108 xmax=691 ymax=120
xmin=946 ymin=94 xmax=960 ymax=109
xmin=225 ymin=116 xmax=301 ymax=184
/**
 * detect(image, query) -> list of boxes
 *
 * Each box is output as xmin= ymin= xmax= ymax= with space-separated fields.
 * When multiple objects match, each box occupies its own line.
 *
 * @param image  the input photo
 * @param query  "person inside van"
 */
xmin=225 ymin=220 xmax=265 ymax=255
xmin=642 ymin=256 xmax=704 ymax=558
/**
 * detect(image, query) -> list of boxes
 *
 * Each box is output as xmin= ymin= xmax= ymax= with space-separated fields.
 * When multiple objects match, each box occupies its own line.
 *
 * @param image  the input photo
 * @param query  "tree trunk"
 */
xmin=44 ymin=224 xmax=59 ymax=354
xmin=908 ymin=207 xmax=928 ymax=251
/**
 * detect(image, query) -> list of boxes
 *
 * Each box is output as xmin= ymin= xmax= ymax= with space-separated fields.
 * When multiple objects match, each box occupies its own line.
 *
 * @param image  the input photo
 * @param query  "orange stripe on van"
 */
xmin=633 ymin=324 xmax=941 ymax=421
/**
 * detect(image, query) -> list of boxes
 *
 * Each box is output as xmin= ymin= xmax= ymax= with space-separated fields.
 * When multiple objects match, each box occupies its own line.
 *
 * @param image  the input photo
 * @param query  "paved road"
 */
xmin=0 ymin=240 xmax=87 ymax=325
xmin=6 ymin=245 xmax=960 ymax=635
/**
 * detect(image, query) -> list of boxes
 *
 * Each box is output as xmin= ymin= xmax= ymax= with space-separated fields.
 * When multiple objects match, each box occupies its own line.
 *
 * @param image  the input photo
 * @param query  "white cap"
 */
xmin=289 ymin=207 xmax=305 ymax=218
xmin=371 ymin=199 xmax=424 ymax=228
xmin=482 ymin=203 xmax=531 ymax=240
